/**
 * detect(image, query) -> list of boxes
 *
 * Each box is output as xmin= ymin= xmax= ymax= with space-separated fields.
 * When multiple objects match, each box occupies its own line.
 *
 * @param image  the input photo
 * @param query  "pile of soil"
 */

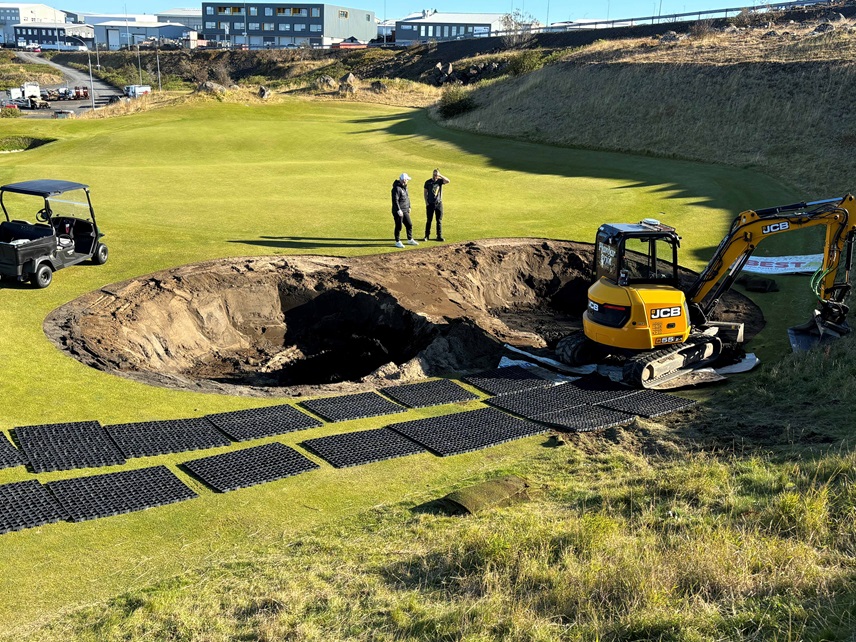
xmin=45 ymin=239 xmax=763 ymax=397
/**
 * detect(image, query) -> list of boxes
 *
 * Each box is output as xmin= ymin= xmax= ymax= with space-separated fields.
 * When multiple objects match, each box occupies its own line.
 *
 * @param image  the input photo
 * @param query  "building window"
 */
xmin=263 ymin=22 xmax=274 ymax=30
xmin=311 ymin=7 xmax=320 ymax=17
xmin=294 ymin=23 xmax=306 ymax=31
xmin=467 ymin=26 xmax=473 ymax=32
xmin=443 ymin=25 xmax=449 ymax=37
xmin=419 ymin=25 xmax=425 ymax=36
xmin=310 ymin=24 xmax=321 ymax=31
xmin=366 ymin=13 xmax=371 ymax=20
xmin=235 ymin=21 xmax=245 ymax=30
xmin=276 ymin=7 xmax=286 ymax=14
xmin=249 ymin=6 xmax=258 ymax=16
xmin=218 ymin=21 xmax=229 ymax=29
xmin=265 ymin=7 xmax=273 ymax=15
xmin=428 ymin=25 xmax=433 ymax=37
xmin=206 ymin=6 xmax=214 ymax=14
xmin=338 ymin=10 xmax=349 ymax=18
xmin=279 ymin=23 xmax=291 ymax=30
xmin=205 ymin=21 xmax=216 ymax=28
xmin=248 ymin=22 xmax=259 ymax=30
xmin=291 ymin=8 xmax=307 ymax=16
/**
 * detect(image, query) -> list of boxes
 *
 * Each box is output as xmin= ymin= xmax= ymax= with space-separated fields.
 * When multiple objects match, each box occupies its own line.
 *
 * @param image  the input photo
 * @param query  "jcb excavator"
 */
xmin=557 ymin=194 xmax=856 ymax=387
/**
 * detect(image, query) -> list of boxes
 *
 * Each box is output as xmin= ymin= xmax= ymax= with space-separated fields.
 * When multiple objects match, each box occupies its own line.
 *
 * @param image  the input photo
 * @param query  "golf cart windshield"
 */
xmin=0 ymin=180 xmax=95 ymax=225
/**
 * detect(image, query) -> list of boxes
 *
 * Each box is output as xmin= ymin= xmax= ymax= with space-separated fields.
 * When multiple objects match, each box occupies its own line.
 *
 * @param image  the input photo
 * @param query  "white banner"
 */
xmin=743 ymin=254 xmax=823 ymax=275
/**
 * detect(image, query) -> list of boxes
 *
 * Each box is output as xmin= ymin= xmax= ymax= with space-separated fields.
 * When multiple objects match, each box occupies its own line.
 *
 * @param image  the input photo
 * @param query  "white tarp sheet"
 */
xmin=743 ymin=254 xmax=822 ymax=274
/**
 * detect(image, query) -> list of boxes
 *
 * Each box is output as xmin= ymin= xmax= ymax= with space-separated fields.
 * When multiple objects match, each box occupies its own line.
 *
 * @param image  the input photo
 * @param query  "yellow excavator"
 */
xmin=557 ymin=194 xmax=856 ymax=387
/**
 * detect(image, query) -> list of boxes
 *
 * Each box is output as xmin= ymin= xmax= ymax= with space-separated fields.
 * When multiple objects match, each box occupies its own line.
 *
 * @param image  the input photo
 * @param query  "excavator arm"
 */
xmin=685 ymin=195 xmax=856 ymax=324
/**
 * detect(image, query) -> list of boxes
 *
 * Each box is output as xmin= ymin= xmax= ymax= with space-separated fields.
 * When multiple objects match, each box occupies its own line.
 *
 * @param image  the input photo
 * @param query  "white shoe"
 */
xmin=394 ymin=241 xmax=404 ymax=248
xmin=407 ymin=239 xmax=419 ymax=245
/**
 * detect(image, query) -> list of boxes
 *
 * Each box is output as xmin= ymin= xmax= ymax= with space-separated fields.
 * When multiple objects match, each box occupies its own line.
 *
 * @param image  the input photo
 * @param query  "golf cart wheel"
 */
xmin=31 ymin=264 xmax=52 ymax=289
xmin=92 ymin=243 xmax=108 ymax=265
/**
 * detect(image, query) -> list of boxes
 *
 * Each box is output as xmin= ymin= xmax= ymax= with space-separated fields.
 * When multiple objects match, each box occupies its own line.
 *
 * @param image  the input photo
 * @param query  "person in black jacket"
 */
xmin=391 ymin=173 xmax=418 ymax=248
xmin=422 ymin=168 xmax=450 ymax=241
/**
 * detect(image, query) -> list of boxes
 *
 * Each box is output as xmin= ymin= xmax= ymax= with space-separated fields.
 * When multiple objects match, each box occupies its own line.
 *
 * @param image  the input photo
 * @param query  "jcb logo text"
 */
xmin=651 ymin=307 xmax=682 ymax=319
xmin=762 ymin=222 xmax=790 ymax=234
xmin=588 ymin=301 xmax=599 ymax=312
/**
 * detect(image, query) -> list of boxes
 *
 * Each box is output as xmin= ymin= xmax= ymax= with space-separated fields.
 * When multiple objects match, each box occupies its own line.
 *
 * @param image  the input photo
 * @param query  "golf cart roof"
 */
xmin=0 ymin=180 xmax=89 ymax=197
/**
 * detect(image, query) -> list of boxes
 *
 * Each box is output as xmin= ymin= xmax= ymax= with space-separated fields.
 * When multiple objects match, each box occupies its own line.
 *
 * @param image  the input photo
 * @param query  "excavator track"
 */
xmin=622 ymin=334 xmax=723 ymax=388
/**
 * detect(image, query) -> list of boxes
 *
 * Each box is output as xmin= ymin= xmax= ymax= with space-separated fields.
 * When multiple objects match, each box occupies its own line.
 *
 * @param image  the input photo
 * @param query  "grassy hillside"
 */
xmin=441 ymin=25 xmax=856 ymax=196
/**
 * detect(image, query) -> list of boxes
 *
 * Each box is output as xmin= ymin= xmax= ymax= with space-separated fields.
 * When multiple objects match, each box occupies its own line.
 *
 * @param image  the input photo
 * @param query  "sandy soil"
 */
xmin=45 ymin=239 xmax=763 ymax=397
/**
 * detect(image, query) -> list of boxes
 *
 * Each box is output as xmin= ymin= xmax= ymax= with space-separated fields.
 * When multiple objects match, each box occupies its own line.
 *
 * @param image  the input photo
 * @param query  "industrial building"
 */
xmin=394 ymin=10 xmax=506 ymax=44
xmin=200 ymin=2 xmax=375 ymax=48
xmin=0 ymin=2 xmax=65 ymax=47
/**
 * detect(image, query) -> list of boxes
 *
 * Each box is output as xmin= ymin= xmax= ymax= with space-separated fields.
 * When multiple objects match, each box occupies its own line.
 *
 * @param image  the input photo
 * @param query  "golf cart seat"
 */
xmin=0 ymin=220 xmax=53 ymax=243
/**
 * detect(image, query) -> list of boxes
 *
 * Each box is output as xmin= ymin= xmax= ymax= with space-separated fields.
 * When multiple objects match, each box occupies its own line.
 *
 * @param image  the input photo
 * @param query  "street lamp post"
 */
xmin=66 ymin=35 xmax=96 ymax=110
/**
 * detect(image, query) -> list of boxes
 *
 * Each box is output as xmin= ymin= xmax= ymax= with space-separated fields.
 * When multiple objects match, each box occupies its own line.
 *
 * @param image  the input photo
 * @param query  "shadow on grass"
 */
xmin=228 ymin=236 xmax=395 ymax=250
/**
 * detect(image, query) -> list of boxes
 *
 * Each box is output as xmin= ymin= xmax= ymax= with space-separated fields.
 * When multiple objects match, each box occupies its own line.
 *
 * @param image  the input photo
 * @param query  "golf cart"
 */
xmin=0 ymin=180 xmax=108 ymax=288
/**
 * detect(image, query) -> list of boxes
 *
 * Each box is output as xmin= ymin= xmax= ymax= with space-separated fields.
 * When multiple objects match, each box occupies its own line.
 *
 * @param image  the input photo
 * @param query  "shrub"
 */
xmin=0 ymin=107 xmax=21 ymax=118
xmin=438 ymin=85 xmax=476 ymax=119
xmin=508 ymin=50 xmax=543 ymax=76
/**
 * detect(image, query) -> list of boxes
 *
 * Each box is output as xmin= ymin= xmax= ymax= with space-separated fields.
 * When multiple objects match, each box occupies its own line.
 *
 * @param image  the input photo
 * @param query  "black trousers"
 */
xmin=393 ymin=210 xmax=413 ymax=241
xmin=425 ymin=203 xmax=443 ymax=238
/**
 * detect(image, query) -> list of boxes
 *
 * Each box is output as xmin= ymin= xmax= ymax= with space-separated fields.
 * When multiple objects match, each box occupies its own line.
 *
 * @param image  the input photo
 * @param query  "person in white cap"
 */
xmin=391 ymin=173 xmax=418 ymax=248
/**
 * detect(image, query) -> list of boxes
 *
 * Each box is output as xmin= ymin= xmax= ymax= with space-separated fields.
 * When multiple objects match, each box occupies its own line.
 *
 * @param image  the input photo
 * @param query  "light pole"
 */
xmin=66 ymin=35 xmax=96 ymax=110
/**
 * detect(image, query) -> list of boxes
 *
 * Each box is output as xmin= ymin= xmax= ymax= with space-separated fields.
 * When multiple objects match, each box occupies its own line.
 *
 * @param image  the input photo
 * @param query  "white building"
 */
xmin=156 ymin=7 xmax=203 ymax=31
xmin=93 ymin=20 xmax=190 ymax=50
xmin=0 ymin=3 xmax=65 ymax=46
xmin=394 ymin=10 xmax=505 ymax=44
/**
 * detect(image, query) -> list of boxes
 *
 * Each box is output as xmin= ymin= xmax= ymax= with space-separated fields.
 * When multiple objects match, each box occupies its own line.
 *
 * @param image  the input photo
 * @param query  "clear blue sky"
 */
xmin=68 ymin=0 xmax=756 ymax=26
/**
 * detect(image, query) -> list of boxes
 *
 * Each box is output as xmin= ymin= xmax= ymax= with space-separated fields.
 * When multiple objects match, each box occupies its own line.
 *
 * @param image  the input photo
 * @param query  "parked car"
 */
xmin=0 ymin=180 xmax=108 ymax=288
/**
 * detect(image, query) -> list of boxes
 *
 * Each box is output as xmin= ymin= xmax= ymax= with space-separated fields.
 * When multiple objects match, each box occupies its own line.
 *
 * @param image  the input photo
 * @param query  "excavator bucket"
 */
xmin=788 ymin=311 xmax=851 ymax=352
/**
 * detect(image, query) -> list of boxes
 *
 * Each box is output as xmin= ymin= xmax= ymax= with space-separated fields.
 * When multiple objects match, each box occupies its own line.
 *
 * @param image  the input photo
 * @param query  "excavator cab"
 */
xmin=585 ymin=220 xmax=692 ymax=352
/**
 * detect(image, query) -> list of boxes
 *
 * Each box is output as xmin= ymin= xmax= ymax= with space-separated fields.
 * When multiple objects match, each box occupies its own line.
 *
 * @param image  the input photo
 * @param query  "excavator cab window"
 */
xmin=595 ymin=227 xmax=679 ymax=286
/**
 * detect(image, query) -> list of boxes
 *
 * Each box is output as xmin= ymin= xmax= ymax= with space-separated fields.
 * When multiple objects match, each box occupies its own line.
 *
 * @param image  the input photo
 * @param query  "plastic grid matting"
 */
xmin=46 ymin=466 xmax=197 ymax=523
xmin=0 ymin=433 xmax=26 ymax=470
xmin=462 ymin=366 xmax=554 ymax=397
xmin=536 ymin=405 xmax=636 ymax=432
xmin=181 ymin=442 xmax=320 ymax=492
xmin=0 ymin=480 xmax=66 ymax=534
xmin=298 ymin=392 xmax=406 ymax=423
xmin=380 ymin=379 xmax=479 ymax=409
xmin=206 ymin=404 xmax=323 ymax=442
xmin=105 ymin=418 xmax=231 ymax=458
xmin=568 ymin=376 xmax=639 ymax=403
xmin=302 ymin=428 xmax=427 ymax=468
xmin=485 ymin=382 xmax=591 ymax=418
xmin=598 ymin=389 xmax=698 ymax=418
xmin=12 ymin=421 xmax=126 ymax=473
xmin=389 ymin=407 xmax=547 ymax=456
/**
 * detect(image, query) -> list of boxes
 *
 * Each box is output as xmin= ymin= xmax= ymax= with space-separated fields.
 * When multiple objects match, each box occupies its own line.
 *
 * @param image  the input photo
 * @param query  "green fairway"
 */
xmin=0 ymin=98 xmax=805 ymax=632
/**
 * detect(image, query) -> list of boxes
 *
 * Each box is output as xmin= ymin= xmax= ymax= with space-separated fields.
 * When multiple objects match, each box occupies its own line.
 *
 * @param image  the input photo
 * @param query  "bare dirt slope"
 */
xmin=45 ymin=240 xmax=762 ymax=397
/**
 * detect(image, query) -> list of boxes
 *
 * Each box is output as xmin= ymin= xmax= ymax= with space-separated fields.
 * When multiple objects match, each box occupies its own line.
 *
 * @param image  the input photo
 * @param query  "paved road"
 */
xmin=14 ymin=51 xmax=123 ymax=118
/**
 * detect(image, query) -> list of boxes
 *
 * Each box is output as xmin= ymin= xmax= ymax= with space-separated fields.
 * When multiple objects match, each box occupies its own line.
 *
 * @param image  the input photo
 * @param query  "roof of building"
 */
xmin=156 ymin=8 xmax=202 ymax=17
xmin=398 ymin=11 xmax=506 ymax=24
xmin=13 ymin=21 xmax=91 ymax=29
xmin=94 ymin=20 xmax=178 ymax=28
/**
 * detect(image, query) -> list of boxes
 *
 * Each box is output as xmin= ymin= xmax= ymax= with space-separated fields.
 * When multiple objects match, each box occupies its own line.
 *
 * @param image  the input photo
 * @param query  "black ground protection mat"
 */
xmin=206 ymin=404 xmax=323 ymax=442
xmin=536 ymin=406 xmax=636 ymax=433
xmin=568 ymin=376 xmax=639 ymax=403
xmin=485 ymin=382 xmax=591 ymax=418
xmin=0 ymin=480 xmax=66 ymax=534
xmin=302 ymin=428 xmax=427 ymax=468
xmin=181 ymin=442 xmax=320 ymax=492
xmin=105 ymin=418 xmax=231 ymax=458
xmin=598 ymin=389 xmax=697 ymax=418
xmin=298 ymin=392 xmax=406 ymax=423
xmin=12 ymin=421 xmax=126 ymax=473
xmin=462 ymin=366 xmax=553 ymax=397
xmin=380 ymin=379 xmax=479 ymax=408
xmin=0 ymin=433 xmax=26 ymax=470
xmin=46 ymin=466 xmax=197 ymax=523
xmin=389 ymin=407 xmax=547 ymax=456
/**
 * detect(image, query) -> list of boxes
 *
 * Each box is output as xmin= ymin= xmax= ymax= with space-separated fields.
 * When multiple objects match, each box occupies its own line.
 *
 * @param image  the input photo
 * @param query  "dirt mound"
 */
xmin=44 ymin=239 xmax=762 ymax=397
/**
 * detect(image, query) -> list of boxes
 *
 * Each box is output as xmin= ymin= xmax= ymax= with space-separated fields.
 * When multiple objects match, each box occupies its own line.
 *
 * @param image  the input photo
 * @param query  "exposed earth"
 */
xmin=45 ymin=239 xmax=764 ymax=397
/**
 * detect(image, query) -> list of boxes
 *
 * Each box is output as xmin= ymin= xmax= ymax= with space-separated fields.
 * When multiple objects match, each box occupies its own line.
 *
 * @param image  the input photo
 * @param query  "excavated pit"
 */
xmin=45 ymin=239 xmax=764 ymax=397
